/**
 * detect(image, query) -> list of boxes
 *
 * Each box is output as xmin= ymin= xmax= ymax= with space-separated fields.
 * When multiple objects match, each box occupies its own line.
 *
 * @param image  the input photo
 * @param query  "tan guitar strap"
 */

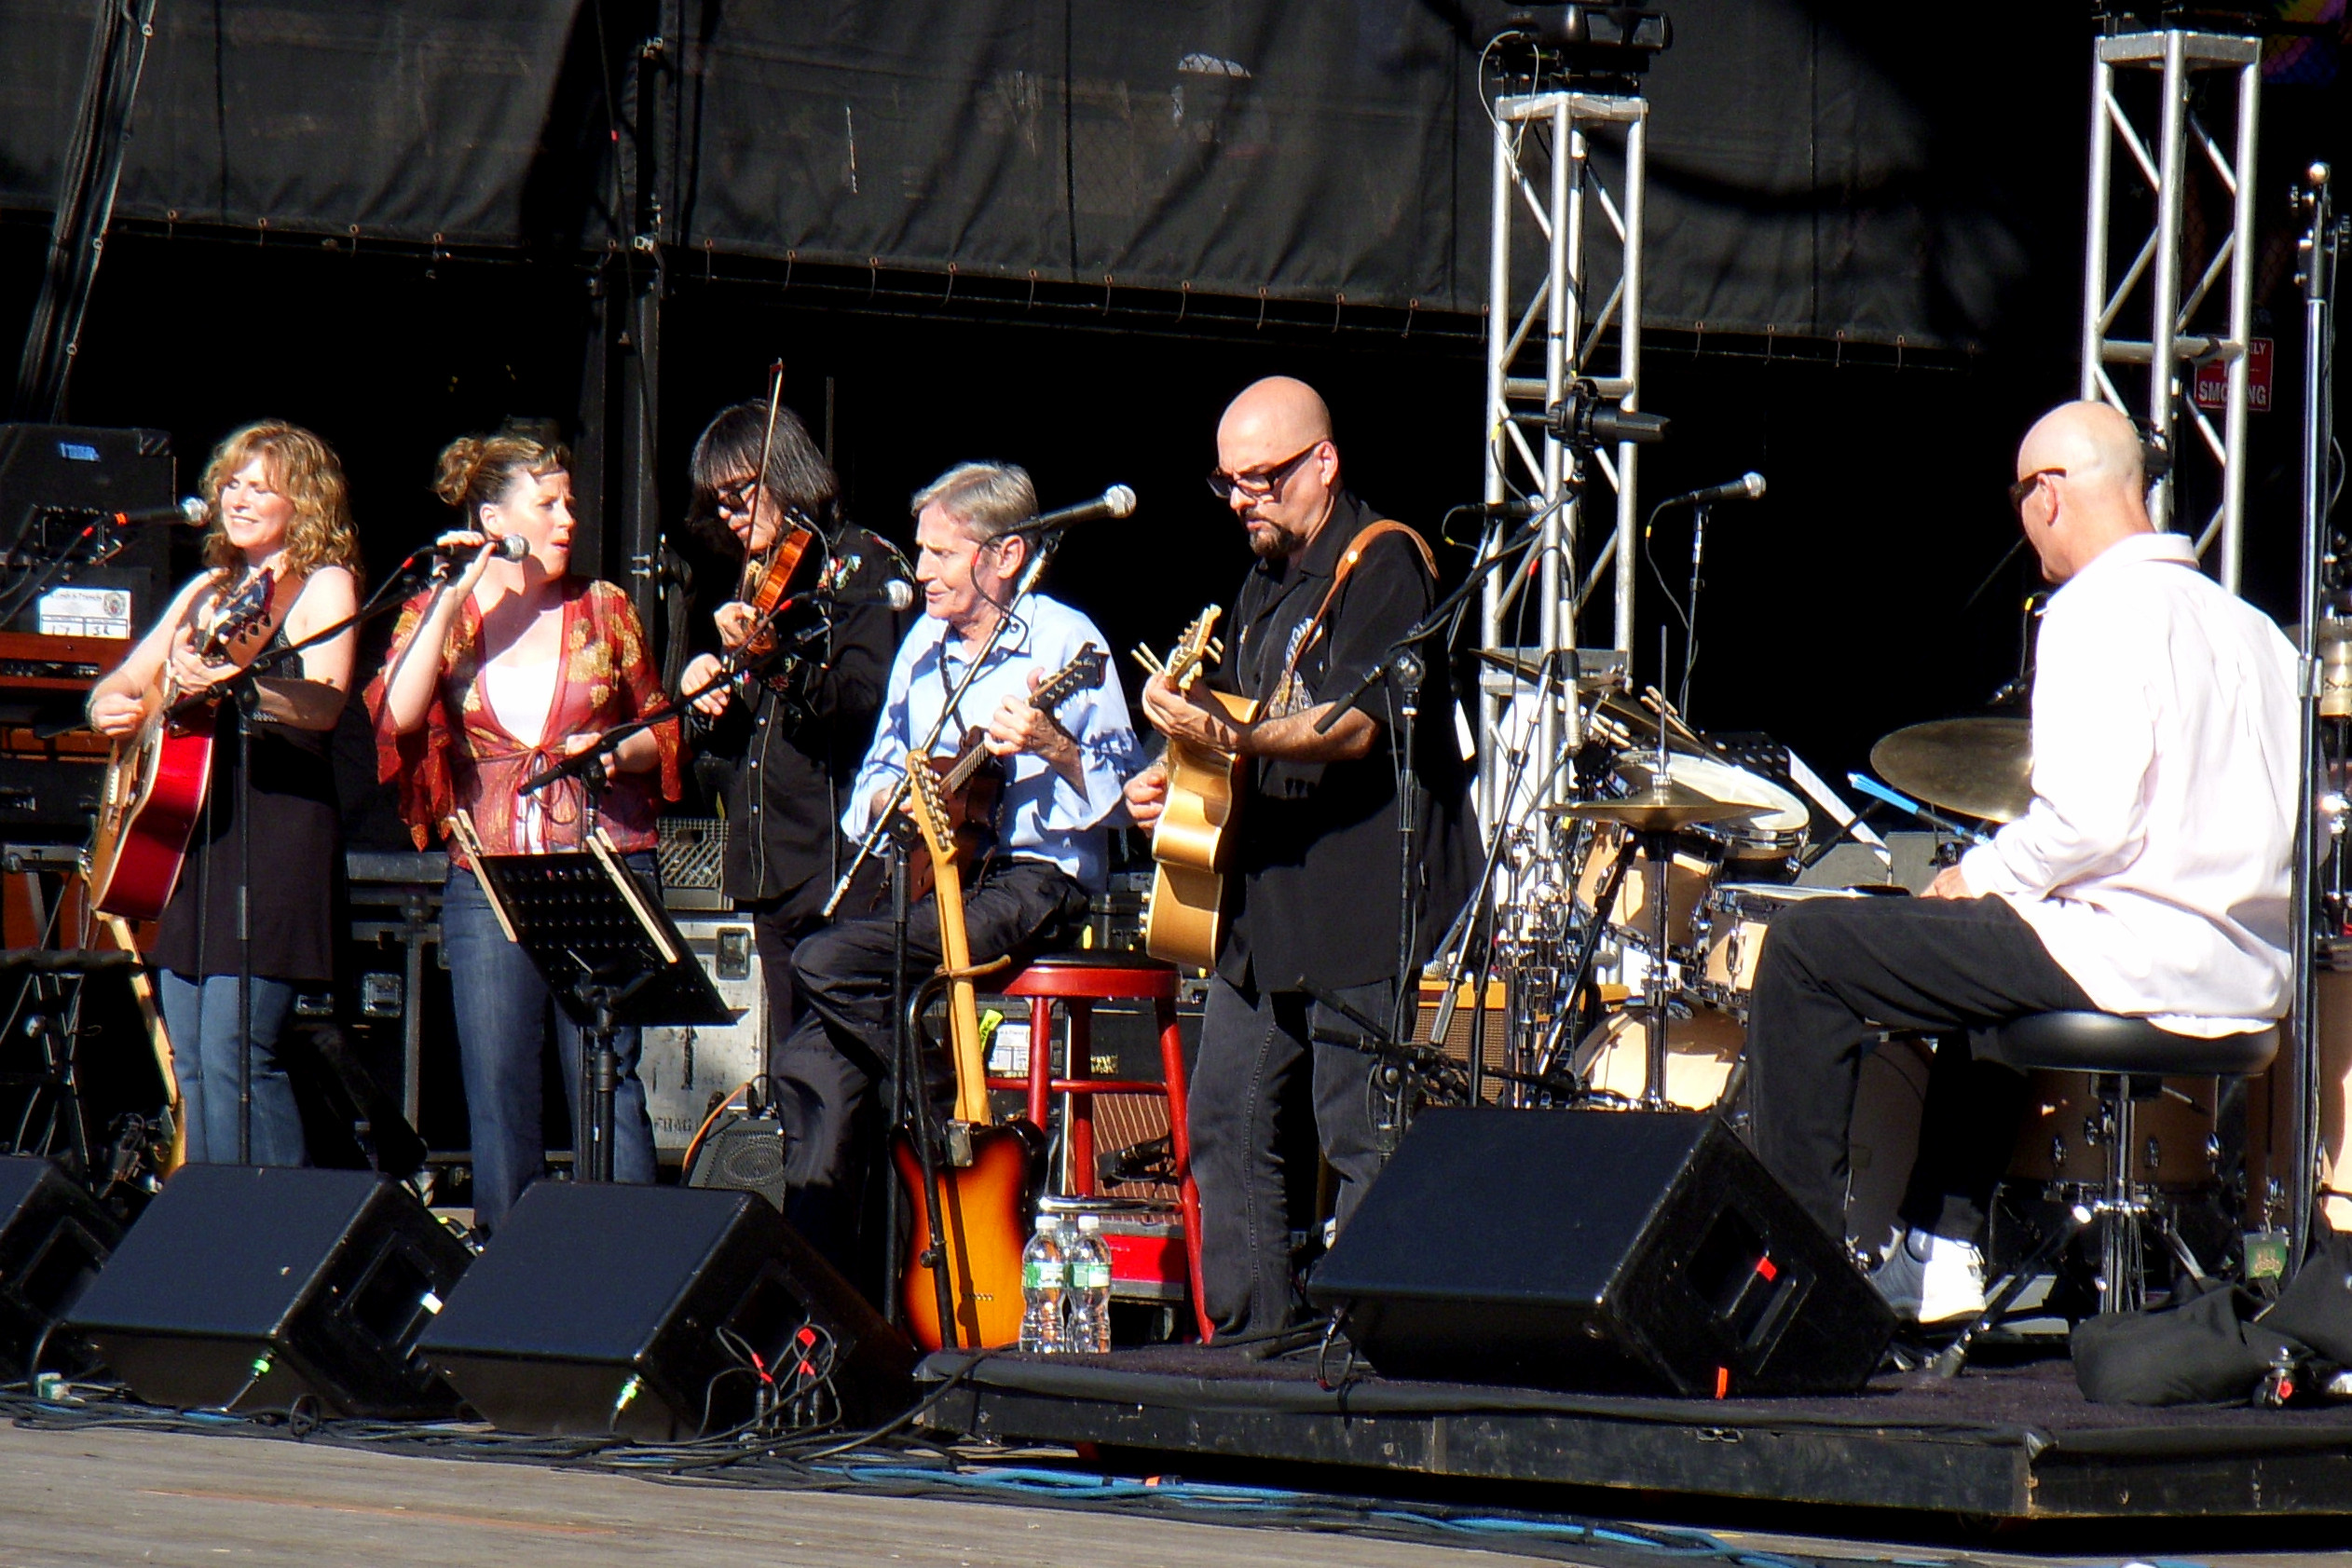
xmin=1273 ymin=519 xmax=1438 ymax=700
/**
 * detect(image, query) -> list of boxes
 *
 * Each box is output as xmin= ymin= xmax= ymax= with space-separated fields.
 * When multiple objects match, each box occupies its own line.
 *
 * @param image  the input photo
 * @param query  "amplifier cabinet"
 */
xmin=639 ymin=917 xmax=767 ymax=1157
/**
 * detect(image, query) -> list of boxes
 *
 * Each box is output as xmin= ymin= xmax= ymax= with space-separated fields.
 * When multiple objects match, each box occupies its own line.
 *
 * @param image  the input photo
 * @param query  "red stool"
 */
xmin=983 ymin=951 xmax=1210 ymax=1343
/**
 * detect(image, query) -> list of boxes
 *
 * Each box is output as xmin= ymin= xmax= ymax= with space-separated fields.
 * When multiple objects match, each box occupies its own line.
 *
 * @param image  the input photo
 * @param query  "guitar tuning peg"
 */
xmin=1208 ymin=638 xmax=1225 ymax=661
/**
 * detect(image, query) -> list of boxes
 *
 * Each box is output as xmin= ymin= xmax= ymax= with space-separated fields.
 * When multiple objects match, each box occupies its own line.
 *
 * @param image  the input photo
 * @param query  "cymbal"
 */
xmin=1549 ymin=781 xmax=1769 ymax=831
xmin=1869 ymin=717 xmax=2031 ymax=824
xmin=1588 ymin=690 xmax=1708 ymax=757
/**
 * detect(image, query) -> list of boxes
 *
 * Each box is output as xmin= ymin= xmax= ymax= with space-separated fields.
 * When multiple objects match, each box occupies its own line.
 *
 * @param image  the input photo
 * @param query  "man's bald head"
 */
xmin=1215 ymin=376 xmax=1342 ymax=561
xmin=2014 ymin=400 xmax=2154 ymax=583
xmin=1219 ymin=375 xmax=1333 ymax=460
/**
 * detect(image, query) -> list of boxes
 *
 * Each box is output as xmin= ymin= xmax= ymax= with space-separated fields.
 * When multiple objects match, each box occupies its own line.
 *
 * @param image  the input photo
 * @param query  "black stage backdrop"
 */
xmin=0 ymin=0 xmax=2180 ymax=348
xmin=0 ymin=6 xmax=2343 ymax=796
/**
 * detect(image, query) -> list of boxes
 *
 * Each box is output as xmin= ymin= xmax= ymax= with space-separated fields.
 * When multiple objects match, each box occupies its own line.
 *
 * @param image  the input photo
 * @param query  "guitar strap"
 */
xmin=1272 ymin=518 xmax=1438 ymax=704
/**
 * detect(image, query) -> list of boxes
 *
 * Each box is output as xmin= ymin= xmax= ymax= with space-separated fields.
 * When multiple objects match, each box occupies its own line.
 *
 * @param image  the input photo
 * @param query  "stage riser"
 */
xmin=937 ymin=1382 xmax=2352 ymax=1520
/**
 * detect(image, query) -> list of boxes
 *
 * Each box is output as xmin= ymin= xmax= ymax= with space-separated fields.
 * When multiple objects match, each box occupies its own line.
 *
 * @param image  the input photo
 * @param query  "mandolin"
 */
xmin=889 ymin=753 xmax=1043 ymax=1351
xmin=85 ymin=566 xmax=280 ymax=922
xmin=1136 ymin=607 xmax=1257 ymax=970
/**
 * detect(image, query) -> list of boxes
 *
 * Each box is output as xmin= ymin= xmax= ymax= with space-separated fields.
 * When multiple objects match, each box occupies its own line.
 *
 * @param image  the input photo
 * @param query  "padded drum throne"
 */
xmin=1935 ymin=1011 xmax=2278 ymax=1375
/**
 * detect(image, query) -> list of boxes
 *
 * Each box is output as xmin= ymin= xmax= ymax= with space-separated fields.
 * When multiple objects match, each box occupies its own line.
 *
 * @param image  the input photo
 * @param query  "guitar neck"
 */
xmin=928 ymin=854 xmax=992 ymax=1125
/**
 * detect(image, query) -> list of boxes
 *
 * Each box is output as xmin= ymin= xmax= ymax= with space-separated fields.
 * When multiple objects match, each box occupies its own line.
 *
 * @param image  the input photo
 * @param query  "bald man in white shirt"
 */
xmin=1743 ymin=401 xmax=2298 ymax=1325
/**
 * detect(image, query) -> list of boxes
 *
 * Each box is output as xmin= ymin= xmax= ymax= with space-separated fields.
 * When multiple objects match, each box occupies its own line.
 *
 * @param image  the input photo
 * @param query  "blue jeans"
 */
xmin=156 ymin=971 xmax=307 ymax=1167
xmin=440 ymin=860 xmax=660 ymax=1234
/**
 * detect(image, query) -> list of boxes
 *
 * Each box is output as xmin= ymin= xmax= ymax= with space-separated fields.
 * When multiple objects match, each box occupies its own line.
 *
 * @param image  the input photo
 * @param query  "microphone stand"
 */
xmin=0 ymin=508 xmax=126 ymax=628
xmin=1679 ymin=501 xmax=1710 ymax=725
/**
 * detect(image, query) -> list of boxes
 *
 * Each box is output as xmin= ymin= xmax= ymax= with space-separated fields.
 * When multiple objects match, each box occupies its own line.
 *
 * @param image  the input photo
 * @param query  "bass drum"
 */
xmin=1572 ymin=1006 xmax=1747 ymax=1111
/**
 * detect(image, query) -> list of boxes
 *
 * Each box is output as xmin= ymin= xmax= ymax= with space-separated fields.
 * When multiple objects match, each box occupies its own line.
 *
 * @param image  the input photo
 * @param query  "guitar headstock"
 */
xmin=200 ymin=568 xmax=276 ymax=662
xmin=903 ymin=754 xmax=955 ymax=866
xmin=1031 ymin=643 xmax=1107 ymax=717
xmin=1161 ymin=607 xmax=1224 ymax=693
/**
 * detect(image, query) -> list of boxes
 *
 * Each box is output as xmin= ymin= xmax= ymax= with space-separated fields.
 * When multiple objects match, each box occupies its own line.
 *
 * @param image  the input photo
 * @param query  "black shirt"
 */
xmin=1210 ymin=491 xmax=1478 ymax=993
xmin=696 ymin=524 xmax=909 ymax=902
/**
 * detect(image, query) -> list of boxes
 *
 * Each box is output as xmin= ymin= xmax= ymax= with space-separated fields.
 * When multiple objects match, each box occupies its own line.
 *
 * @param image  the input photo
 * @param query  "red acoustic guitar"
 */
xmin=890 ymin=753 xmax=1044 ymax=1351
xmin=84 ymin=569 xmax=278 ymax=921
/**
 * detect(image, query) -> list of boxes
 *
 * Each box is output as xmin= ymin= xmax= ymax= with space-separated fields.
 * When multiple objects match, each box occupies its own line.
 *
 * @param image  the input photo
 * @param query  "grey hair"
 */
xmin=910 ymin=461 xmax=1036 ymax=543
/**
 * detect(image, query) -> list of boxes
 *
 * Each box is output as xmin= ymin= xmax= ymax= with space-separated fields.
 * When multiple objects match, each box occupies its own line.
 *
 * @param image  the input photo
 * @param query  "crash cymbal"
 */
xmin=1869 ymin=716 xmax=2031 ymax=825
xmin=1549 ymin=781 xmax=1769 ymax=831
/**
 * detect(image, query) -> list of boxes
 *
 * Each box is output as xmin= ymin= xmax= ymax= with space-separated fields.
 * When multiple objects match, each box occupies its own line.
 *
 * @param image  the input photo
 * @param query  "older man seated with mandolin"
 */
xmin=773 ymin=460 xmax=1142 ymax=1293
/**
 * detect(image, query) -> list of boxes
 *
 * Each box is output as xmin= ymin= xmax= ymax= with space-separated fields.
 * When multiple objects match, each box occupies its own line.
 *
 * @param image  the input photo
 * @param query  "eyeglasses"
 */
xmin=1206 ymin=441 xmax=1324 ymax=501
xmin=2008 ymin=468 xmax=2066 ymax=515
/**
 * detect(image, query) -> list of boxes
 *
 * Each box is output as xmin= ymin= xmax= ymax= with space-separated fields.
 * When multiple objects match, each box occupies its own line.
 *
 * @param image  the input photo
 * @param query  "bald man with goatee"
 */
xmin=1126 ymin=376 xmax=1476 ymax=1338
xmin=1743 ymin=400 xmax=2298 ymax=1327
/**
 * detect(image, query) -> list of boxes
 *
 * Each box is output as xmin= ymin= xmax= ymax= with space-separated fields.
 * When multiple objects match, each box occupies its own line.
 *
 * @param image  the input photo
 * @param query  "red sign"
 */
xmin=2194 ymin=336 xmax=2272 ymax=413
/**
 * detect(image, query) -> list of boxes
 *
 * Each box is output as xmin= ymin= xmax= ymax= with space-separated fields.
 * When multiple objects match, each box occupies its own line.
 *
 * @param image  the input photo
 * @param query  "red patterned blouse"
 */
xmin=365 ymin=577 xmax=681 ymax=868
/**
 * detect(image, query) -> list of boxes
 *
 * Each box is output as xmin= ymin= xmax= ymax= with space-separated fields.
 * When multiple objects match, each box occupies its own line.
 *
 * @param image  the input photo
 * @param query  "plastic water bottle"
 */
xmin=1018 ymin=1214 xmax=1065 ymax=1353
xmin=1066 ymin=1212 xmax=1114 ymax=1354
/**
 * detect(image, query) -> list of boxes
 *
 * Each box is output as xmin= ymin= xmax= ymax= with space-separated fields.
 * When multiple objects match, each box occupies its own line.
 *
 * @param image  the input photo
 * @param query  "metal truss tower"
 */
xmin=2080 ymin=26 xmax=2262 ymax=588
xmin=1475 ymin=89 xmax=1648 ymax=828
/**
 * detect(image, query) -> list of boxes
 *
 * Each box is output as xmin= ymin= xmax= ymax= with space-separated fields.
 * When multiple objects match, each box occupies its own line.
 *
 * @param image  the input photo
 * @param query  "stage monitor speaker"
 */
xmin=64 ymin=1166 xmax=471 ymax=1416
xmin=1308 ymin=1109 xmax=1895 ymax=1397
xmin=0 ymin=1156 xmax=121 ymax=1380
xmin=417 ymin=1182 xmax=915 ymax=1440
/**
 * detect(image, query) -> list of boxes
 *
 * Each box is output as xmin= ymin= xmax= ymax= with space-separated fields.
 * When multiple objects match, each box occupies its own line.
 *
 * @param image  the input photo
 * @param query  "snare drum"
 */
xmin=2007 ymin=1072 xmax=2219 ymax=1188
xmin=1572 ymin=1005 xmax=1748 ymax=1111
xmin=1622 ymin=753 xmax=1812 ymax=874
xmin=1692 ymin=884 xmax=1873 ymax=1010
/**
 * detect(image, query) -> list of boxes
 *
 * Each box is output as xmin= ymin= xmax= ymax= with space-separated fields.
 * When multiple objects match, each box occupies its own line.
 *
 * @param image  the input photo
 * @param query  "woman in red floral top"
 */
xmin=367 ymin=430 xmax=680 ymax=1234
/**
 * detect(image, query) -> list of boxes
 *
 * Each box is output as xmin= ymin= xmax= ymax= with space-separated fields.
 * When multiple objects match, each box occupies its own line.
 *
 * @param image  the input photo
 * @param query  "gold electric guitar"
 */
xmin=1136 ymin=607 xmax=1257 ymax=970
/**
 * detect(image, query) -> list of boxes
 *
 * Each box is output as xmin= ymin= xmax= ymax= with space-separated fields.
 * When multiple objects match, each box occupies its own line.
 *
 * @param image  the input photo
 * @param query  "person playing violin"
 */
xmin=679 ymin=402 xmax=907 ymax=1057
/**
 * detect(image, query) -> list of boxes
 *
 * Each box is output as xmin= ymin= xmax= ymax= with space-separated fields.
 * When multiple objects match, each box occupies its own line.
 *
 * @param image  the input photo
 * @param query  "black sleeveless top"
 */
xmin=150 ymin=621 xmax=342 ymax=985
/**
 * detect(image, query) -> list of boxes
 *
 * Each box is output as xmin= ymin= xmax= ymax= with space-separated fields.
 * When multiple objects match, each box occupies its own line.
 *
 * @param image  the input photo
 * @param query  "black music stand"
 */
xmin=469 ymin=835 xmax=736 ymax=1181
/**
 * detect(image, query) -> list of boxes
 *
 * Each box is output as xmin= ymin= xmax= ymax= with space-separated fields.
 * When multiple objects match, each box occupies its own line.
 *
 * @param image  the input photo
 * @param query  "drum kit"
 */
xmin=1461 ymin=694 xmax=2222 ymax=1225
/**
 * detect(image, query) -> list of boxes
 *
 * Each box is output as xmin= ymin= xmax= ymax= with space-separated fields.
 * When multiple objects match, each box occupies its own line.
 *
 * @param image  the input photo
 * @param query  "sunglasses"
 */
xmin=1206 ymin=441 xmax=1324 ymax=501
xmin=2008 ymin=467 xmax=2066 ymax=514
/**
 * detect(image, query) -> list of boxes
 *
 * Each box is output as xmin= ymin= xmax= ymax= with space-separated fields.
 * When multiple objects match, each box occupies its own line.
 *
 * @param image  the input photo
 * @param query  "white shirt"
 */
xmin=1959 ymin=530 xmax=2297 ymax=1036
xmin=843 ymin=593 xmax=1142 ymax=893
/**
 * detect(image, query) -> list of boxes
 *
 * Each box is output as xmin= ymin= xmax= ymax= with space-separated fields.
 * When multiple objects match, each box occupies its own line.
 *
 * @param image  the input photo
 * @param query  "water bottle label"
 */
xmin=1023 ymin=1261 xmax=1064 ymax=1290
xmin=1073 ymin=1261 xmax=1111 ymax=1288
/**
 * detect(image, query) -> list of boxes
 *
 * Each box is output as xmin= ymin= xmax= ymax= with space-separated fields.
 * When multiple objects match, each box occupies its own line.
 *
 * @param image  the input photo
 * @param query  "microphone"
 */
xmin=817 ymin=579 xmax=916 ymax=611
xmin=1660 ymin=472 xmax=1766 ymax=509
xmin=89 ymin=497 xmax=208 ymax=526
xmin=1000 ymin=484 xmax=1138 ymax=537
xmin=423 ymin=533 xmax=531 ymax=578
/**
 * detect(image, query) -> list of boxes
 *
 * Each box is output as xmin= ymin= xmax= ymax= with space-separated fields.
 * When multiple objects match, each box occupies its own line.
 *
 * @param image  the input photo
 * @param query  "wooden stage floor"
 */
xmin=5 ymin=1411 xmax=2352 ymax=1568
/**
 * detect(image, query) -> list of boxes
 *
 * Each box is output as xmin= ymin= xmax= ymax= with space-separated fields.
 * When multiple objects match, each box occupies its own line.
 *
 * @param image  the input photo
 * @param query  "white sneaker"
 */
xmin=1869 ymin=1230 xmax=1987 ymax=1326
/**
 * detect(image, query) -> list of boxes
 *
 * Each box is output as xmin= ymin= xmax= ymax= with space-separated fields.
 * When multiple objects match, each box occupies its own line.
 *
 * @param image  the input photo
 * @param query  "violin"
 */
xmin=730 ymin=360 xmax=823 ymax=666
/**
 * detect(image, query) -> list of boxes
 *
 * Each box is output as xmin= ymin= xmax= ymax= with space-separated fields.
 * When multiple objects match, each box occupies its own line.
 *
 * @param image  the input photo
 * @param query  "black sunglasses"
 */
xmin=2008 ymin=467 xmax=2066 ymax=514
xmin=1207 ymin=441 xmax=1324 ymax=501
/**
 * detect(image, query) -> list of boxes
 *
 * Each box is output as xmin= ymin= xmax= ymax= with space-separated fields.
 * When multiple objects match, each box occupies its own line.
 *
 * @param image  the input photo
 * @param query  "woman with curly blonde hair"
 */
xmin=86 ymin=420 xmax=362 ymax=1166
xmin=367 ymin=430 xmax=680 ymax=1233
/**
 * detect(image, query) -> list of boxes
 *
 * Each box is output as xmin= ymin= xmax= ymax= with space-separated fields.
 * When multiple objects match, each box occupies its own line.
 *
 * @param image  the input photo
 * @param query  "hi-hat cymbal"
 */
xmin=1549 ymin=782 xmax=1769 ymax=831
xmin=1869 ymin=717 xmax=2032 ymax=824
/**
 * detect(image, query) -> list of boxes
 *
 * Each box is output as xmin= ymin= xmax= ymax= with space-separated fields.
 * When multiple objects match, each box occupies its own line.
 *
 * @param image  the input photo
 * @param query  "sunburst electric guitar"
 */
xmin=1137 ymin=607 xmax=1257 ymax=970
xmin=889 ymin=754 xmax=1045 ymax=1351
xmin=85 ymin=569 xmax=279 ymax=922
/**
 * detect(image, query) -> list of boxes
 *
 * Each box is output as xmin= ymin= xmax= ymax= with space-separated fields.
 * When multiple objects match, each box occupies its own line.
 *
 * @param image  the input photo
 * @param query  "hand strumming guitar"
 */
xmin=1123 ymin=761 xmax=1169 ymax=831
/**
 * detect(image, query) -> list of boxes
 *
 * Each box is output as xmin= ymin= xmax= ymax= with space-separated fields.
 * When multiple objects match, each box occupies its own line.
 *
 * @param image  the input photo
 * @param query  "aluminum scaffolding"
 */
xmin=2080 ymin=27 xmax=2263 ymax=588
xmin=1476 ymin=89 xmax=1648 ymax=831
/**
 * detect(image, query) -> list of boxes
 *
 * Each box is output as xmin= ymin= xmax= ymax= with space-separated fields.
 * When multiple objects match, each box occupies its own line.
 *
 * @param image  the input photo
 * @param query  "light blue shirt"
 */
xmin=843 ymin=593 xmax=1142 ymax=893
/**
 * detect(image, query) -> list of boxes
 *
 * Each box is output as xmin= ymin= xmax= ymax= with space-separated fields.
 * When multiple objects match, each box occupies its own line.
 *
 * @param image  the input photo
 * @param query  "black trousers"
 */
xmin=775 ymin=857 xmax=1089 ymax=1284
xmin=1188 ymin=973 xmax=1394 ymax=1338
xmin=738 ymin=873 xmax=833 ymax=1079
xmin=1744 ymin=894 xmax=2093 ymax=1246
